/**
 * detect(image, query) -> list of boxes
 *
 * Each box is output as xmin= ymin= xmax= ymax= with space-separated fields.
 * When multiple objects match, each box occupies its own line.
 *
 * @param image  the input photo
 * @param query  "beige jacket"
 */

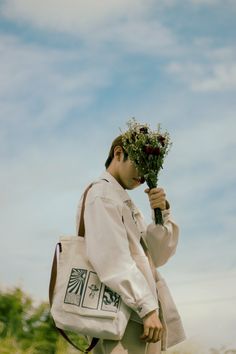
xmin=76 ymin=171 xmax=185 ymax=350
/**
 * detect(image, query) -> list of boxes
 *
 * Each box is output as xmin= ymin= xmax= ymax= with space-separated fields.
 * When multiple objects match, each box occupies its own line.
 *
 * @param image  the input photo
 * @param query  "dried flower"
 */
xmin=121 ymin=118 xmax=172 ymax=224
xmin=140 ymin=126 xmax=148 ymax=134
xmin=158 ymin=136 xmax=165 ymax=147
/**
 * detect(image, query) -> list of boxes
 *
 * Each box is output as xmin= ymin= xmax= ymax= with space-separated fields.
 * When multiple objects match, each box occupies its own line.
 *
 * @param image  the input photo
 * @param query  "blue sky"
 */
xmin=0 ymin=0 xmax=236 ymax=350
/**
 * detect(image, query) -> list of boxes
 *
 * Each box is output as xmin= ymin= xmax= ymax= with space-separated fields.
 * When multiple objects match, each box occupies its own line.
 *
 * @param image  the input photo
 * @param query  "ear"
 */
xmin=113 ymin=146 xmax=123 ymax=161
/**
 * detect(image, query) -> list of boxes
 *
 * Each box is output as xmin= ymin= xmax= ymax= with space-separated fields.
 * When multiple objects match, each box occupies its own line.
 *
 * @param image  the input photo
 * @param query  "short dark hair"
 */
xmin=105 ymin=135 xmax=128 ymax=168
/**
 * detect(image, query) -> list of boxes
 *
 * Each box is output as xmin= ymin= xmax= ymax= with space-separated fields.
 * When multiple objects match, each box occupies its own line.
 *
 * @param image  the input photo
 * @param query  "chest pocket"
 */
xmin=121 ymin=202 xmax=147 ymax=257
xmin=122 ymin=203 xmax=139 ymax=235
xmin=126 ymin=201 xmax=147 ymax=234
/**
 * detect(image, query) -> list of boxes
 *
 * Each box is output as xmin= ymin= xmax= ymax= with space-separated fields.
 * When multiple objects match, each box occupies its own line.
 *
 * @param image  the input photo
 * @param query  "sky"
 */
xmin=0 ymin=0 xmax=236 ymax=351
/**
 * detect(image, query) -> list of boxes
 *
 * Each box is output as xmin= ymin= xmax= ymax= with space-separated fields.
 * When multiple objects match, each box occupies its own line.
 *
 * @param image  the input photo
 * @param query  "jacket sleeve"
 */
xmin=83 ymin=196 xmax=158 ymax=319
xmin=145 ymin=208 xmax=179 ymax=267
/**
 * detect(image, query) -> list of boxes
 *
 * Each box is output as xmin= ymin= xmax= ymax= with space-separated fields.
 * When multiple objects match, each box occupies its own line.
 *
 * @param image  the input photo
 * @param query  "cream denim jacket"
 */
xmin=76 ymin=171 xmax=185 ymax=349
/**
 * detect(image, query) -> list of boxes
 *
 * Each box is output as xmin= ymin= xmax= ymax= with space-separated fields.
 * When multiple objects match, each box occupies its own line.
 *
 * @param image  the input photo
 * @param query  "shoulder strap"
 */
xmin=78 ymin=183 xmax=94 ymax=237
xmin=78 ymin=178 xmax=109 ymax=237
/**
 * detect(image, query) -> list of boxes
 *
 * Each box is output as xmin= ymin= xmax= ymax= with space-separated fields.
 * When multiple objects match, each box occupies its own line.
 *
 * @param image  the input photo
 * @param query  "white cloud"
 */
xmin=0 ymin=33 xmax=115 ymax=147
xmin=1 ymin=0 xmax=180 ymax=57
xmin=0 ymin=34 xmax=111 ymax=98
xmin=167 ymin=110 xmax=236 ymax=206
xmin=190 ymin=0 xmax=236 ymax=7
xmin=159 ymin=0 xmax=236 ymax=7
xmin=166 ymin=43 xmax=236 ymax=91
xmin=190 ymin=0 xmax=220 ymax=4
xmin=192 ymin=63 xmax=236 ymax=91
xmin=105 ymin=20 xmax=178 ymax=56
xmin=1 ymin=0 xmax=153 ymax=35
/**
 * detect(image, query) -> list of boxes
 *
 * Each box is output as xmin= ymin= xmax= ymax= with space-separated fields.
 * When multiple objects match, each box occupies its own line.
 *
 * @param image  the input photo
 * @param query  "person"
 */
xmin=76 ymin=135 xmax=185 ymax=354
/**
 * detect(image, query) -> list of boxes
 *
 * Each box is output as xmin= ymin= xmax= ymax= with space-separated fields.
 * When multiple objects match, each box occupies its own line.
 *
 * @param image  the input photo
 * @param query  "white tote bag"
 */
xmin=49 ymin=184 xmax=131 ymax=350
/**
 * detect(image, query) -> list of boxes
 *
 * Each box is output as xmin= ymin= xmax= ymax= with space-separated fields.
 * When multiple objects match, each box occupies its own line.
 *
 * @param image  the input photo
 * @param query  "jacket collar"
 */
xmin=99 ymin=171 xmax=131 ymax=202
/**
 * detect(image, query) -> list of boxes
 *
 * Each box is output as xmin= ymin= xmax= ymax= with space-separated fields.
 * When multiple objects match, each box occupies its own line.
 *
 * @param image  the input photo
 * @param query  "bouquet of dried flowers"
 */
xmin=121 ymin=118 xmax=172 ymax=225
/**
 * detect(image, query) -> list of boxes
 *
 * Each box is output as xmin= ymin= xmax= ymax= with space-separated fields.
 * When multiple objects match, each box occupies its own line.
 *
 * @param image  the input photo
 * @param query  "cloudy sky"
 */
xmin=0 ymin=0 xmax=236 ymax=350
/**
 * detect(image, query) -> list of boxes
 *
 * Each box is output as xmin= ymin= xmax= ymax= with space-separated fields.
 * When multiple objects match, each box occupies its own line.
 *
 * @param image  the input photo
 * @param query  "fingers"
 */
xmin=141 ymin=328 xmax=154 ymax=342
xmin=140 ymin=327 xmax=149 ymax=340
xmin=145 ymin=188 xmax=166 ymax=201
xmin=141 ymin=311 xmax=163 ymax=343
xmin=150 ymin=200 xmax=166 ymax=210
xmin=140 ymin=328 xmax=162 ymax=343
xmin=149 ymin=188 xmax=166 ymax=200
xmin=153 ymin=328 xmax=161 ymax=343
xmin=145 ymin=188 xmax=166 ymax=210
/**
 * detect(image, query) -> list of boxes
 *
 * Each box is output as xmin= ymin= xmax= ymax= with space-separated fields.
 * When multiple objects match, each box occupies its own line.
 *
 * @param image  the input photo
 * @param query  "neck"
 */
xmin=106 ymin=166 xmax=125 ymax=189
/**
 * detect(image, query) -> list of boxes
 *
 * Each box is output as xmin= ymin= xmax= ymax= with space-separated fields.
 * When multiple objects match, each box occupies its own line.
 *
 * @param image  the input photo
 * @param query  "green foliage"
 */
xmin=0 ymin=287 xmax=86 ymax=353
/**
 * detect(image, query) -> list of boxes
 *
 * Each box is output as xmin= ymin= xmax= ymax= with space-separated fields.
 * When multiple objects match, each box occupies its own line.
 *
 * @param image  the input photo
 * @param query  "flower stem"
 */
xmin=154 ymin=207 xmax=164 ymax=225
xmin=146 ymin=178 xmax=164 ymax=225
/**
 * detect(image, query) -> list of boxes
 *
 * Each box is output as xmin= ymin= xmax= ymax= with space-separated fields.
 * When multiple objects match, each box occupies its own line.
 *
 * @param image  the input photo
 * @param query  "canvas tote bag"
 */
xmin=49 ymin=183 xmax=131 ymax=352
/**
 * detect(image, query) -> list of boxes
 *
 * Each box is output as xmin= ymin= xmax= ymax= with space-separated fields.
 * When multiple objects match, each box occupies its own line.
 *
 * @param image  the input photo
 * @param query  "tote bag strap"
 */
xmin=78 ymin=178 xmax=109 ymax=237
xmin=49 ymin=182 xmax=99 ymax=353
xmin=78 ymin=182 xmax=94 ymax=237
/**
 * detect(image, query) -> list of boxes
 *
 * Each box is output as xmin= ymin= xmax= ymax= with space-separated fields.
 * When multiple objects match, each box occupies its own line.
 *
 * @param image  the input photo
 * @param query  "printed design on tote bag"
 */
xmin=101 ymin=286 xmax=120 ymax=312
xmin=64 ymin=269 xmax=121 ymax=313
xmin=88 ymin=284 xmax=99 ymax=299
xmin=64 ymin=268 xmax=87 ymax=306
xmin=82 ymin=271 xmax=102 ymax=309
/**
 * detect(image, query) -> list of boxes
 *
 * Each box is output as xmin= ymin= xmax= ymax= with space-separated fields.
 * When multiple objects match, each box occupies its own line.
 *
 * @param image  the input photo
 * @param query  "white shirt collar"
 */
xmin=99 ymin=170 xmax=131 ymax=202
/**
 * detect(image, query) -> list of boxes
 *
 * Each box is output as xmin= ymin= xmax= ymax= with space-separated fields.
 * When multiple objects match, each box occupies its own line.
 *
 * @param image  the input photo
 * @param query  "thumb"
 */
xmin=144 ymin=188 xmax=150 ymax=194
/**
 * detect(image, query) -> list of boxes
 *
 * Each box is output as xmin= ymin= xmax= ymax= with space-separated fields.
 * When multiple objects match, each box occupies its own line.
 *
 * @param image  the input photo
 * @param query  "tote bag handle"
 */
xmin=78 ymin=183 xmax=94 ymax=237
xmin=49 ymin=183 xmax=99 ymax=353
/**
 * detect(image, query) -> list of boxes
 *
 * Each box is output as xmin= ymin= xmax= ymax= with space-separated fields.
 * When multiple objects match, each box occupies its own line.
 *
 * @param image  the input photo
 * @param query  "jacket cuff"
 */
xmin=133 ymin=296 xmax=159 ymax=319
xmin=161 ymin=208 xmax=171 ymax=222
xmin=151 ymin=208 xmax=171 ymax=224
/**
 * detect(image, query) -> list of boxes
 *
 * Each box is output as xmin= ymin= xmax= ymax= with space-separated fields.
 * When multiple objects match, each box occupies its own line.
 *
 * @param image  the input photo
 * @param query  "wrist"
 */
xmin=143 ymin=308 xmax=159 ymax=319
xmin=143 ymin=309 xmax=156 ymax=319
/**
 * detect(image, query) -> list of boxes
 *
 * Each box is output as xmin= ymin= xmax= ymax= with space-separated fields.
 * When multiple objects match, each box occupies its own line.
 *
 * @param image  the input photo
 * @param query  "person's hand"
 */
xmin=145 ymin=187 xmax=167 ymax=210
xmin=140 ymin=310 xmax=163 ymax=343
